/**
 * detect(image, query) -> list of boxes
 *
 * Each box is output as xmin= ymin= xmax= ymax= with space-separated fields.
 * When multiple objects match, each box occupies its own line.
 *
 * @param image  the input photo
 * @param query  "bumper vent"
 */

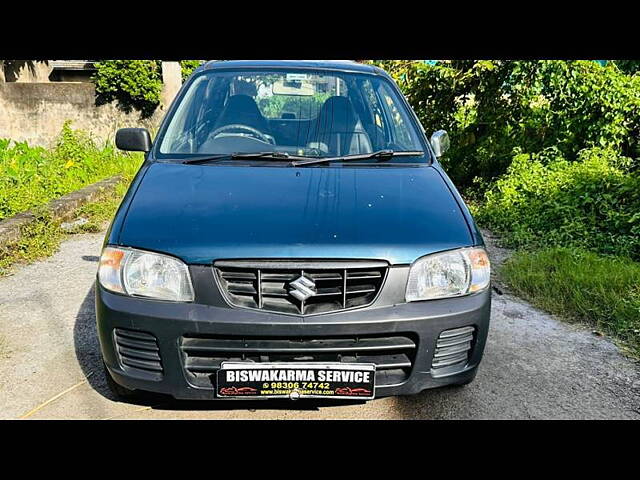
xmin=431 ymin=326 xmax=475 ymax=377
xmin=215 ymin=260 xmax=388 ymax=315
xmin=180 ymin=334 xmax=417 ymax=388
xmin=114 ymin=328 xmax=163 ymax=379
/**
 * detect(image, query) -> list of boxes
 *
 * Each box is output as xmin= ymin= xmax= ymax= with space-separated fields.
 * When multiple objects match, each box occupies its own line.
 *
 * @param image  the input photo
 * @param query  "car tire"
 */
xmin=103 ymin=362 xmax=139 ymax=400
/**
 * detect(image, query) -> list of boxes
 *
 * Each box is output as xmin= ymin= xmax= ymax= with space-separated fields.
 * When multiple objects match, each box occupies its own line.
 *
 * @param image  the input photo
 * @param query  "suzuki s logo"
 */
xmin=289 ymin=275 xmax=317 ymax=302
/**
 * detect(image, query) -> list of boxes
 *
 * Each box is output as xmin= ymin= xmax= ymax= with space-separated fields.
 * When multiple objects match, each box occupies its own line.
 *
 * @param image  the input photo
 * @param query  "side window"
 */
xmin=160 ymin=75 xmax=210 ymax=153
xmin=360 ymin=79 xmax=388 ymax=150
xmin=376 ymin=82 xmax=416 ymax=149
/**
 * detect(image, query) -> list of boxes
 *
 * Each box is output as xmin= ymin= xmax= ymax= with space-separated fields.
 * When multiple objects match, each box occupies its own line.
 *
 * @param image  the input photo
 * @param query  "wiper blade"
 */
xmin=180 ymin=150 xmax=424 ymax=166
xmin=181 ymin=154 xmax=234 ymax=165
xmin=182 ymin=151 xmax=313 ymax=165
xmin=290 ymin=150 xmax=424 ymax=167
xmin=230 ymin=151 xmax=313 ymax=161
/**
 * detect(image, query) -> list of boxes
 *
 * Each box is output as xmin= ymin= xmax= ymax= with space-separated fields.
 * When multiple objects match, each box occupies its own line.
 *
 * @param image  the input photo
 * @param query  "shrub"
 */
xmin=368 ymin=60 xmax=640 ymax=190
xmin=518 ymin=61 xmax=640 ymax=161
xmin=614 ymin=60 xmax=640 ymax=75
xmin=93 ymin=60 xmax=163 ymax=117
xmin=475 ymin=147 xmax=640 ymax=260
xmin=0 ymin=121 xmax=143 ymax=220
xmin=180 ymin=60 xmax=204 ymax=81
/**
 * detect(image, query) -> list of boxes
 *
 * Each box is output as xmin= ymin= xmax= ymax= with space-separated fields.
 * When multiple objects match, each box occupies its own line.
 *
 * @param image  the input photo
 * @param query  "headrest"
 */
xmin=223 ymin=95 xmax=262 ymax=115
xmin=315 ymin=96 xmax=361 ymax=132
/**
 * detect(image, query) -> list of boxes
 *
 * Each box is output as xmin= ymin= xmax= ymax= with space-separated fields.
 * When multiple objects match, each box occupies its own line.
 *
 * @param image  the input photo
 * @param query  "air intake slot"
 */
xmin=431 ymin=326 xmax=475 ymax=377
xmin=114 ymin=328 xmax=163 ymax=380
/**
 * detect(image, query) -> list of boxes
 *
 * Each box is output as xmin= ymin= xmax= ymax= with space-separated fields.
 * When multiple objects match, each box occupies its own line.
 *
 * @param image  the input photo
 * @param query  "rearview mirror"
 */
xmin=430 ymin=130 xmax=450 ymax=158
xmin=272 ymin=80 xmax=315 ymax=96
xmin=116 ymin=128 xmax=152 ymax=152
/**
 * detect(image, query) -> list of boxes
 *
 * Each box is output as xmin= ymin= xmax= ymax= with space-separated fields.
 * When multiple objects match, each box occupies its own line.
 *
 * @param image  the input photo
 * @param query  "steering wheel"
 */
xmin=208 ymin=124 xmax=273 ymax=144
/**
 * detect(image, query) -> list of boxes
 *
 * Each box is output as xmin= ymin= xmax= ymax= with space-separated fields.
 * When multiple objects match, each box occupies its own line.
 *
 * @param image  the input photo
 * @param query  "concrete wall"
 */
xmin=0 ymin=82 xmax=163 ymax=148
xmin=161 ymin=61 xmax=182 ymax=109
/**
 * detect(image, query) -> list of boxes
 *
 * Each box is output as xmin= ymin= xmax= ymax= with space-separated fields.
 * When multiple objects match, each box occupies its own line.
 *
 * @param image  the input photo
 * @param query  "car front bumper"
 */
xmin=96 ymin=285 xmax=491 ymax=400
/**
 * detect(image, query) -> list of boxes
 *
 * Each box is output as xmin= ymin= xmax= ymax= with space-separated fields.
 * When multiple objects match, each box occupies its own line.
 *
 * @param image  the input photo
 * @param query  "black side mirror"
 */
xmin=116 ymin=128 xmax=152 ymax=152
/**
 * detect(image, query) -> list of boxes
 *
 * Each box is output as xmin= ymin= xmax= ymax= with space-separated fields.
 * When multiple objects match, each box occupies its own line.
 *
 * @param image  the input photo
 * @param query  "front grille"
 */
xmin=180 ymin=334 xmax=417 ymax=388
xmin=114 ymin=328 xmax=163 ymax=379
xmin=215 ymin=260 xmax=388 ymax=315
xmin=431 ymin=326 xmax=475 ymax=377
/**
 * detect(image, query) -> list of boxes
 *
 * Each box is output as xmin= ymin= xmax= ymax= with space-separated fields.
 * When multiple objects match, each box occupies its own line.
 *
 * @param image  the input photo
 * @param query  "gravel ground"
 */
xmin=0 ymin=230 xmax=638 ymax=419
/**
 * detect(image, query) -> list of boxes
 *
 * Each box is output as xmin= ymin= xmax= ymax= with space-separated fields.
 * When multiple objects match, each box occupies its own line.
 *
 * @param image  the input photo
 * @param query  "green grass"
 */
xmin=0 ymin=122 xmax=141 ymax=276
xmin=0 ymin=180 xmax=131 ymax=276
xmin=501 ymin=247 xmax=640 ymax=357
xmin=0 ymin=121 xmax=142 ymax=221
xmin=64 ymin=181 xmax=130 ymax=234
xmin=0 ymin=208 xmax=63 ymax=274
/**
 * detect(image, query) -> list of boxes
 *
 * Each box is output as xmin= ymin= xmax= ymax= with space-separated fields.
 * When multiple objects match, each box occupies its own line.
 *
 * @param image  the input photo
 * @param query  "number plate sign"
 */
xmin=216 ymin=362 xmax=376 ymax=400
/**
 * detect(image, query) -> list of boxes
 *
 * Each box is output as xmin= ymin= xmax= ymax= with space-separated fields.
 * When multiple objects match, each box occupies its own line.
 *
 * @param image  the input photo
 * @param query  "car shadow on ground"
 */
xmin=390 ymin=384 xmax=476 ymax=420
xmin=73 ymin=285 xmax=367 ymax=412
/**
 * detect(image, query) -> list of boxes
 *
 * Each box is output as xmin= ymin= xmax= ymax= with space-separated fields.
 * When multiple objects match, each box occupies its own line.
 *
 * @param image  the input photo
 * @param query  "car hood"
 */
xmin=116 ymin=162 xmax=473 ymax=265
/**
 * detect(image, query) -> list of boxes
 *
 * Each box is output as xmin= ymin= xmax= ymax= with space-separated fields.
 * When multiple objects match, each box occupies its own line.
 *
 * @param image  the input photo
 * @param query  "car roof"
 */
xmin=201 ymin=60 xmax=383 ymax=75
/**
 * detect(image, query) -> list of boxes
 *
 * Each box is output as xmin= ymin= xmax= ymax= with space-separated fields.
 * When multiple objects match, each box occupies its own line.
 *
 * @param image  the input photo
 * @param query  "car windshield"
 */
xmin=156 ymin=68 xmax=427 ymax=163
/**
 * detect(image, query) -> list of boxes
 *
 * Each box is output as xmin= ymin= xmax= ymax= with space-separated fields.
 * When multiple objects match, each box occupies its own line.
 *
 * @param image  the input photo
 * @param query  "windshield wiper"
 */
xmin=290 ymin=150 xmax=425 ymax=167
xmin=181 ymin=151 xmax=312 ymax=165
xmin=181 ymin=154 xmax=234 ymax=165
xmin=180 ymin=150 xmax=424 ymax=166
xmin=229 ymin=151 xmax=314 ymax=161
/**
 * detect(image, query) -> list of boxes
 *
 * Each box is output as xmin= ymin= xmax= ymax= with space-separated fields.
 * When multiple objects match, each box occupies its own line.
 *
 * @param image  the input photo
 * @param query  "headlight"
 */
xmin=406 ymin=247 xmax=490 ymax=302
xmin=98 ymin=247 xmax=194 ymax=302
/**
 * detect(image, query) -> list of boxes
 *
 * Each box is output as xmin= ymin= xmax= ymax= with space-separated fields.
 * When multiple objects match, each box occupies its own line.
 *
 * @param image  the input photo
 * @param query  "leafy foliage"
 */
xmin=614 ymin=60 xmax=640 ymax=75
xmin=92 ymin=60 xmax=208 ymax=112
xmin=93 ymin=60 xmax=163 ymax=117
xmin=475 ymin=147 xmax=640 ymax=260
xmin=0 ymin=121 xmax=143 ymax=220
xmin=368 ymin=60 xmax=640 ymax=190
xmin=180 ymin=60 xmax=204 ymax=81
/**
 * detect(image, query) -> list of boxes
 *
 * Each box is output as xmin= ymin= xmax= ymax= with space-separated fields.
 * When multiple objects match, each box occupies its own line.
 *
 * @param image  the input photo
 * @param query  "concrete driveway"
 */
xmin=0 ymin=231 xmax=638 ymax=419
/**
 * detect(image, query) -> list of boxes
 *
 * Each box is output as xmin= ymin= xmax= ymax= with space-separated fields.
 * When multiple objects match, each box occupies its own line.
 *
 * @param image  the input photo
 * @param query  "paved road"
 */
xmin=0 ymin=230 xmax=638 ymax=419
